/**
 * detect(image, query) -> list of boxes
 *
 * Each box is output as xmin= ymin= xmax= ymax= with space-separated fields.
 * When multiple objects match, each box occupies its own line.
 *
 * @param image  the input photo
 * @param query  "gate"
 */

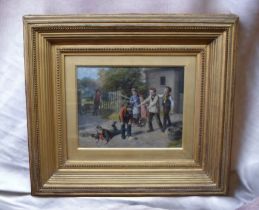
xmin=80 ymin=90 xmax=122 ymax=114
xmin=100 ymin=90 xmax=121 ymax=113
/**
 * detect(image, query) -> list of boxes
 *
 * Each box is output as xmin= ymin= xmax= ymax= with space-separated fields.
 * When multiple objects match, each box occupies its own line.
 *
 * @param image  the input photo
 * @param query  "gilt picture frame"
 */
xmin=23 ymin=14 xmax=238 ymax=196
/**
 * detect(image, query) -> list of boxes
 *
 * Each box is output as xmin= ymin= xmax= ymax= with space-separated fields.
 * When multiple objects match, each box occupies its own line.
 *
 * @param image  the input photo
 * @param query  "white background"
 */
xmin=0 ymin=0 xmax=259 ymax=209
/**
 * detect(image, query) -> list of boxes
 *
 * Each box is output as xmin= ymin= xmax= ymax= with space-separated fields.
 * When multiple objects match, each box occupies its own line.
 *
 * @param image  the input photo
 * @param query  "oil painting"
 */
xmin=77 ymin=67 xmax=184 ymax=148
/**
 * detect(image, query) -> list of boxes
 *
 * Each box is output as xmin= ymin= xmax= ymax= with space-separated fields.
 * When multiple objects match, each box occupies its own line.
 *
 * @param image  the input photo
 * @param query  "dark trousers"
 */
xmin=121 ymin=123 xmax=132 ymax=139
xmin=148 ymin=112 xmax=163 ymax=131
xmin=93 ymin=103 xmax=100 ymax=115
xmin=111 ymin=123 xmax=121 ymax=136
xmin=103 ymin=123 xmax=121 ymax=142
xmin=163 ymin=111 xmax=172 ymax=130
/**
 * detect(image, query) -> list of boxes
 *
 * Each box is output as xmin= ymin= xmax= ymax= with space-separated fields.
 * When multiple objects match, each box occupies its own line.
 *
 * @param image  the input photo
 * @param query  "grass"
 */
xmin=107 ymin=113 xmax=119 ymax=121
xmin=168 ymin=140 xmax=182 ymax=148
xmin=101 ymin=110 xmax=119 ymax=121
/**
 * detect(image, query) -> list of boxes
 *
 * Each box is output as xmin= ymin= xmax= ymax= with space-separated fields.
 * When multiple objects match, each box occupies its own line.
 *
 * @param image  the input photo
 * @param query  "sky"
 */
xmin=77 ymin=67 xmax=102 ymax=80
xmin=77 ymin=66 xmax=184 ymax=81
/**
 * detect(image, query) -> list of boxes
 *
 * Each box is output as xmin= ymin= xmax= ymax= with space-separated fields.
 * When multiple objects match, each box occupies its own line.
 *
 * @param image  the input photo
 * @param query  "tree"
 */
xmin=79 ymin=77 xmax=99 ymax=91
xmin=100 ymin=68 xmax=147 ymax=96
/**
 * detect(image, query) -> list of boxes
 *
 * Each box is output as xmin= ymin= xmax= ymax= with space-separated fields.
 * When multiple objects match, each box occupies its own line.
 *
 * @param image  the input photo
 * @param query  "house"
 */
xmin=142 ymin=67 xmax=184 ymax=113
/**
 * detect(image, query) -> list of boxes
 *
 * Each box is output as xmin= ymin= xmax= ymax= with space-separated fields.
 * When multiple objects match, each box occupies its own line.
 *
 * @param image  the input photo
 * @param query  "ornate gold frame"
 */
xmin=23 ymin=14 xmax=238 ymax=196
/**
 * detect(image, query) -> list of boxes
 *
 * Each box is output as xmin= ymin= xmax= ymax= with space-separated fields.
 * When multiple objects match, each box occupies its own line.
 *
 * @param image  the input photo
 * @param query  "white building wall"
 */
xmin=144 ymin=68 xmax=183 ymax=113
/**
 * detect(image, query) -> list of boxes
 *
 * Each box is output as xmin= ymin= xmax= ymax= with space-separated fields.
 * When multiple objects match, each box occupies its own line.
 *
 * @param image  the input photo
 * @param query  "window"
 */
xmin=160 ymin=76 xmax=166 ymax=85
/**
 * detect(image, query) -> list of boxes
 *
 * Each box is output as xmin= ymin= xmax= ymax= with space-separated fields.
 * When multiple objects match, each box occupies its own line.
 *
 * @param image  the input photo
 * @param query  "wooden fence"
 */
xmin=100 ymin=90 xmax=122 ymax=112
xmin=80 ymin=90 xmax=122 ymax=114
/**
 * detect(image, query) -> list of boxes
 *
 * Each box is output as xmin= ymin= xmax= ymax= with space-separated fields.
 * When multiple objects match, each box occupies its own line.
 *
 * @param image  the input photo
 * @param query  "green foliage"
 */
xmin=168 ymin=140 xmax=182 ymax=148
xmin=108 ymin=112 xmax=119 ymax=121
xmin=100 ymin=109 xmax=114 ymax=119
xmin=100 ymin=110 xmax=119 ymax=121
xmin=99 ymin=68 xmax=147 ymax=96
xmin=78 ymin=77 xmax=98 ymax=89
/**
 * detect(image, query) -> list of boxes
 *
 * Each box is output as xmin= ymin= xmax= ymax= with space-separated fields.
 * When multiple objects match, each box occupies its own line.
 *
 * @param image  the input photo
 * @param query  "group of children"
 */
xmin=119 ymin=86 xmax=174 ymax=140
xmin=90 ymin=86 xmax=174 ymax=143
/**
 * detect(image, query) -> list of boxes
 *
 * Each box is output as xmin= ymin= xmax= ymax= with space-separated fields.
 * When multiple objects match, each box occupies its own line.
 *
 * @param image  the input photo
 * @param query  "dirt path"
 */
xmin=78 ymin=113 xmax=182 ymax=148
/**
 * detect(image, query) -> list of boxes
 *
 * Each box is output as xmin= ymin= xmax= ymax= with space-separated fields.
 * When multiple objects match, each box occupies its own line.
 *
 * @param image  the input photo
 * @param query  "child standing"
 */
xmin=93 ymin=89 xmax=101 ymax=116
xmin=139 ymin=94 xmax=148 ymax=120
xmin=161 ymin=86 xmax=173 ymax=131
xmin=129 ymin=88 xmax=140 ymax=124
xmin=140 ymin=88 xmax=163 ymax=132
xmin=119 ymin=103 xmax=133 ymax=139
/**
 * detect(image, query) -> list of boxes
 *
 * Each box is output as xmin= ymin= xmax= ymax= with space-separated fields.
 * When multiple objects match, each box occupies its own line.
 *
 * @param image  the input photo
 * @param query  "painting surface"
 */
xmin=77 ymin=67 xmax=184 ymax=148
